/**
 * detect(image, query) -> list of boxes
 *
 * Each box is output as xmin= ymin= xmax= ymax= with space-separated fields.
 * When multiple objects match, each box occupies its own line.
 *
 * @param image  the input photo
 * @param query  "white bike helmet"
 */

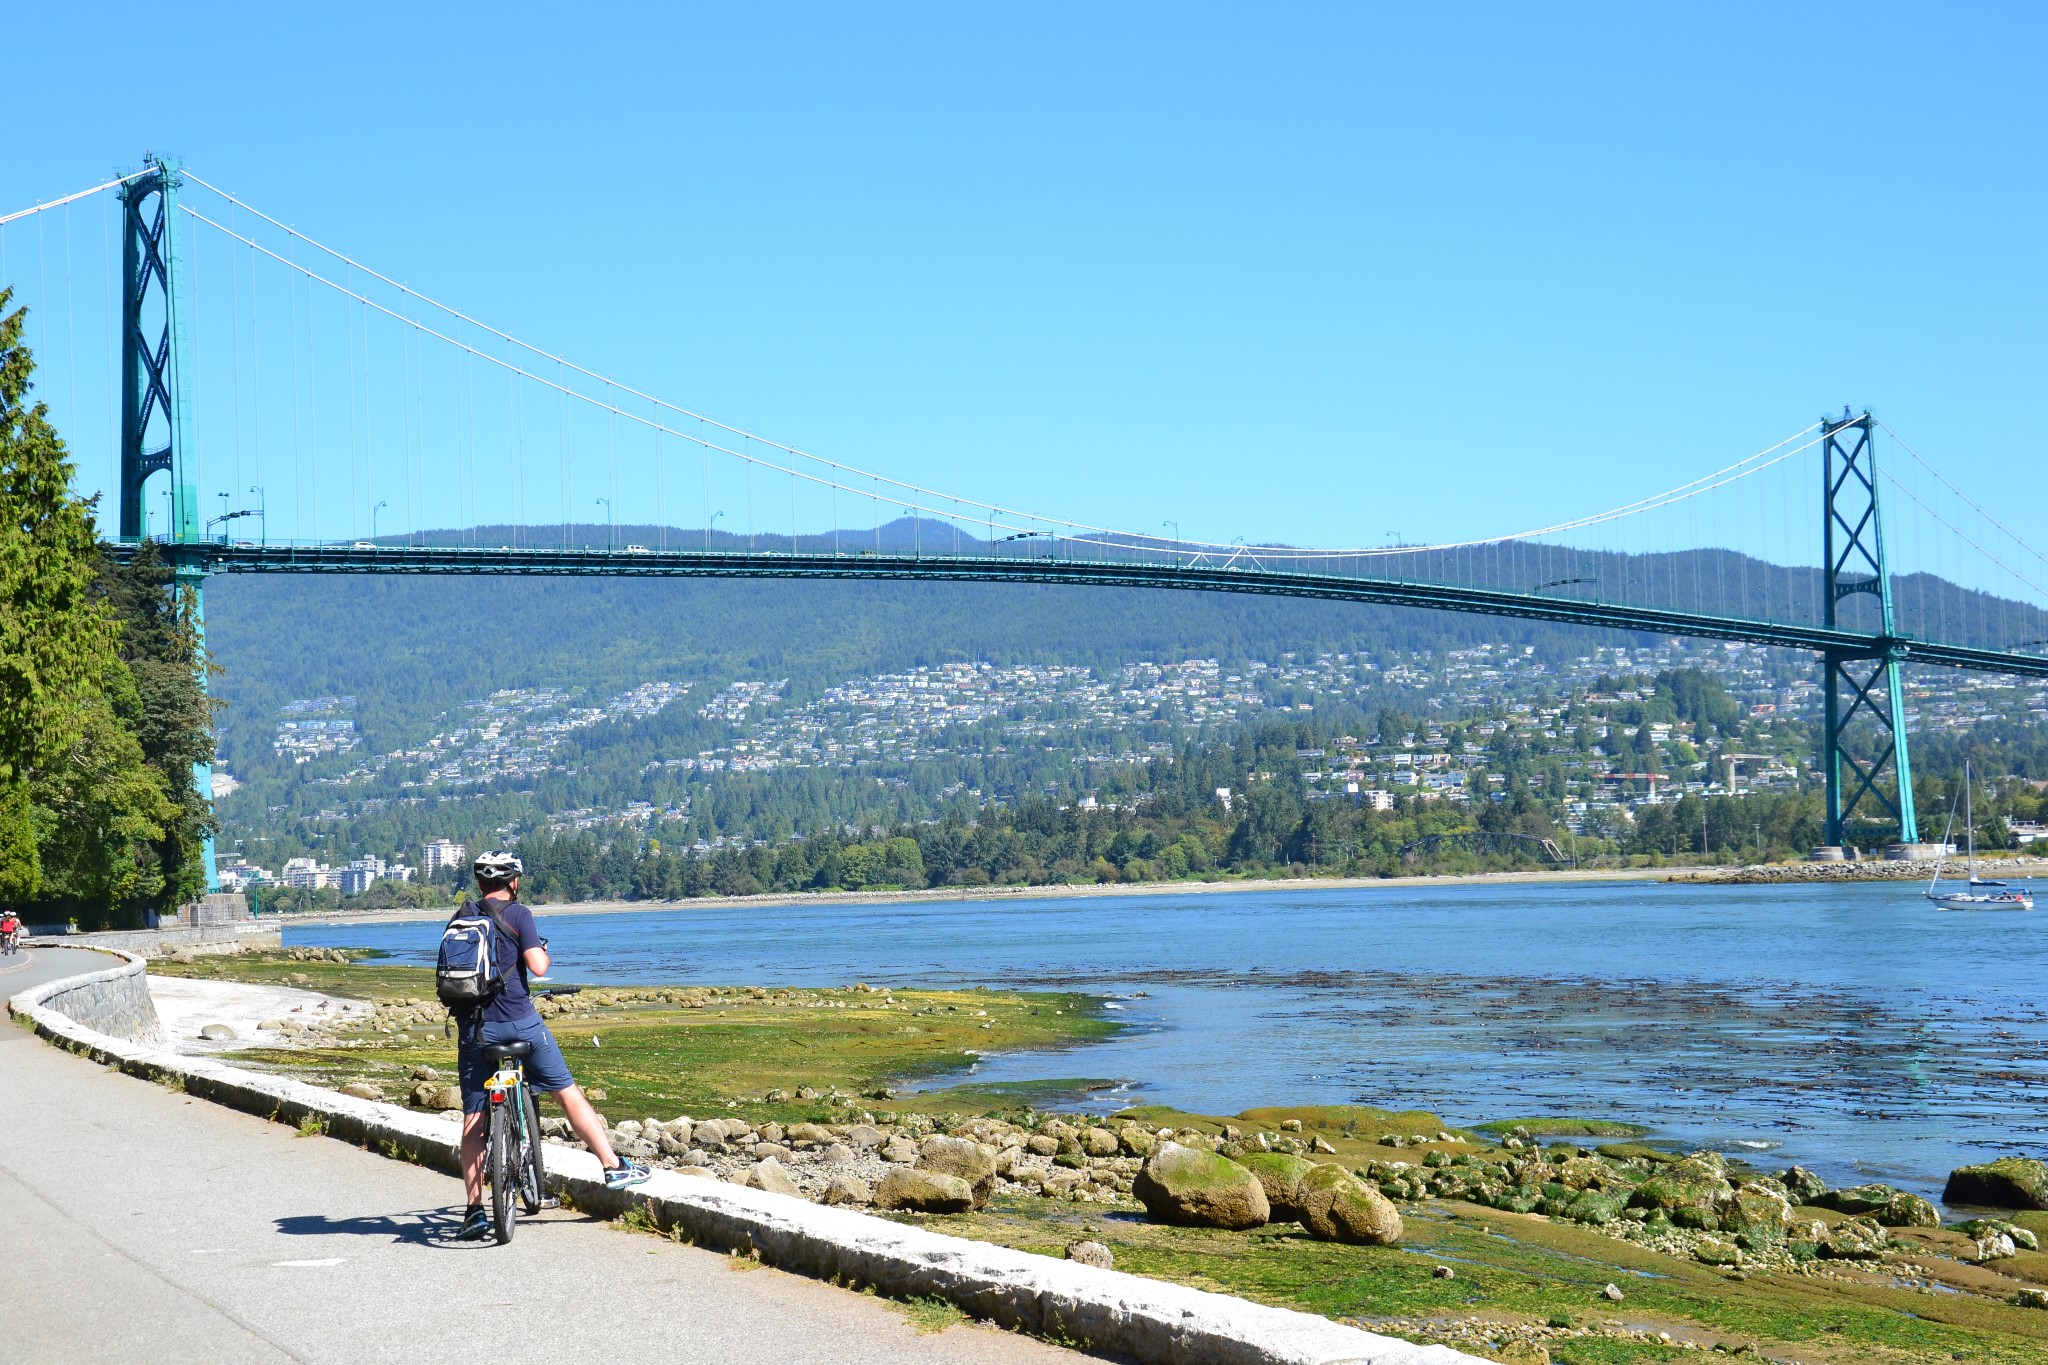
xmin=472 ymin=850 xmax=523 ymax=882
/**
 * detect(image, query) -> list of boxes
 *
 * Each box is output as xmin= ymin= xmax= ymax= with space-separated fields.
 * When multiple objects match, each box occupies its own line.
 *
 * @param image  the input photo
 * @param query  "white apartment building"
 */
xmin=281 ymin=856 xmax=334 ymax=890
xmin=422 ymin=840 xmax=467 ymax=876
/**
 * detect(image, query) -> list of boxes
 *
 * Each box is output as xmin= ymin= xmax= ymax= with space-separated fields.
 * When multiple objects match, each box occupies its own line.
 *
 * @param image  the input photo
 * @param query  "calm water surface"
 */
xmin=285 ymin=879 xmax=2048 ymax=1202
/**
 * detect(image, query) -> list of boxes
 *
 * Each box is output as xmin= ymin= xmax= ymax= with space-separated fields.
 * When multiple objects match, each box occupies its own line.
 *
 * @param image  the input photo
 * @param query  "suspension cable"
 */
xmin=178 ymin=179 xmax=1824 ymax=561
xmin=0 ymin=170 xmax=151 ymax=229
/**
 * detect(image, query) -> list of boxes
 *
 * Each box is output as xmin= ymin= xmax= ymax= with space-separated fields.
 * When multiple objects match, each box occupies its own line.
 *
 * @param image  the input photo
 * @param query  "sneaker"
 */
xmin=457 ymin=1206 xmax=491 ymax=1241
xmin=603 ymin=1157 xmax=650 ymax=1190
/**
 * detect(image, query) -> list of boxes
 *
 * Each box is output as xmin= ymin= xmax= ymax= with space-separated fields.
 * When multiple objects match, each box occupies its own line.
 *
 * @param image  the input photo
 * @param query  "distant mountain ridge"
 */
xmin=203 ymin=520 xmax=2046 ymax=776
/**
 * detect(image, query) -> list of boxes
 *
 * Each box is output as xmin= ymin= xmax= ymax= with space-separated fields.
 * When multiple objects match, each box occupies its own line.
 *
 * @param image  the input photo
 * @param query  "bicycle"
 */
xmin=479 ymin=985 xmax=580 ymax=1244
xmin=1 ymin=927 xmax=20 ymax=957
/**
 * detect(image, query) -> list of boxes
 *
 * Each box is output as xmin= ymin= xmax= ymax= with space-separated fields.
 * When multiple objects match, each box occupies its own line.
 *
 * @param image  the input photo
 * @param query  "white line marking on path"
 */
xmin=271 ymin=1258 xmax=346 ymax=1267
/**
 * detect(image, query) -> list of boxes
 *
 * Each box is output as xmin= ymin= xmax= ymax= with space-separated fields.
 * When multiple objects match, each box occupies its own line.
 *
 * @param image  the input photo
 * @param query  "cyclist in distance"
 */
xmin=453 ymin=850 xmax=647 ymax=1241
xmin=0 ymin=908 xmax=20 ymax=954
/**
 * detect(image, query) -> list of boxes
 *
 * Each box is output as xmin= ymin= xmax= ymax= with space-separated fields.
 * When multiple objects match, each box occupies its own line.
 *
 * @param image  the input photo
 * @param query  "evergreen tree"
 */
xmin=0 ymin=288 xmax=126 ymax=901
xmin=0 ymin=288 xmax=182 ymax=923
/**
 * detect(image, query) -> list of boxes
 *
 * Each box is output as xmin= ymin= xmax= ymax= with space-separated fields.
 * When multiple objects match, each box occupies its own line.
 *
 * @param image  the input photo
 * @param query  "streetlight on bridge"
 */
xmin=371 ymin=500 xmax=388 ymax=544
xmin=596 ymin=497 xmax=612 ymax=552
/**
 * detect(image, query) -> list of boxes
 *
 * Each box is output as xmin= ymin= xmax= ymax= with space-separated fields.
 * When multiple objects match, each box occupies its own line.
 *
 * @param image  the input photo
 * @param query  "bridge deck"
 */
xmin=134 ymin=542 xmax=2048 ymax=679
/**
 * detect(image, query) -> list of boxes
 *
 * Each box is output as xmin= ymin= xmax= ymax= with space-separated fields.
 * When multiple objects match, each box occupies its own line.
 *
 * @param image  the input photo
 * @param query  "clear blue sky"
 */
xmin=6 ymin=2 xmax=2045 ymax=558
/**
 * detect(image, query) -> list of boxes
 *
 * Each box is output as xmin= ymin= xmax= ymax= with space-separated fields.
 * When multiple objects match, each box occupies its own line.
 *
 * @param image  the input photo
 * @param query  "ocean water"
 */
xmin=284 ymin=878 xmax=2048 ymax=1201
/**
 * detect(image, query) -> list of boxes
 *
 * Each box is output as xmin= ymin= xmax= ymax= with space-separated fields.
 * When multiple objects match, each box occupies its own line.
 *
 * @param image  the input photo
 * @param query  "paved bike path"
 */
xmin=2 ymin=951 xmax=1080 ymax=1364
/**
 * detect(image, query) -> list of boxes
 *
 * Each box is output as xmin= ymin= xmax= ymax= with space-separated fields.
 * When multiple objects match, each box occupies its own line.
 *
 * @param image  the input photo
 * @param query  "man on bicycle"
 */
xmin=0 ymin=910 xmax=21 ymax=954
xmin=453 ymin=851 xmax=647 ymax=1241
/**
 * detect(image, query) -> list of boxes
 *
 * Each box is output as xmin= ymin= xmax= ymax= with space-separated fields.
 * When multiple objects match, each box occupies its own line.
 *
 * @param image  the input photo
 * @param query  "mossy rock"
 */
xmin=1629 ymin=1152 xmax=1733 ymax=1229
xmin=1297 ymin=1162 xmax=1403 ymax=1245
xmin=1944 ymin=1157 xmax=2048 ymax=1211
xmin=1564 ymin=1190 xmax=1626 ymax=1226
xmin=1490 ymin=1184 xmax=1544 ymax=1214
xmin=1237 ymin=1103 xmax=1451 ymax=1135
xmin=1477 ymin=1117 xmax=1649 ymax=1139
xmin=1775 ymin=1165 xmax=1829 ymax=1203
xmin=1818 ymin=1182 xmax=1915 ymax=1220
xmin=1132 ymin=1142 xmax=1269 ymax=1230
xmin=875 ymin=1168 xmax=975 ymax=1214
xmin=1599 ymin=1142 xmax=1681 ymax=1166
xmin=1953 ymin=1218 xmax=2041 ymax=1251
xmin=1235 ymin=1151 xmax=1317 ymax=1220
xmin=1694 ymin=1237 xmax=1743 ymax=1266
xmin=1725 ymin=1185 xmax=1795 ymax=1239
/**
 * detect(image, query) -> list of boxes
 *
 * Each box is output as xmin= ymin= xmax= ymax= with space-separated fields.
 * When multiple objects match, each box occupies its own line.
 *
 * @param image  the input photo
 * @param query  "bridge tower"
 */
xmin=117 ymin=153 xmax=219 ymax=892
xmin=1819 ymin=410 xmax=1918 ymax=850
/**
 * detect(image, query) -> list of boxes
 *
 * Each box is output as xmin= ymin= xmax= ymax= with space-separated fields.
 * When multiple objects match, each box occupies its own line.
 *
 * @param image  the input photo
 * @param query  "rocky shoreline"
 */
xmin=1676 ymin=856 xmax=2048 ymax=885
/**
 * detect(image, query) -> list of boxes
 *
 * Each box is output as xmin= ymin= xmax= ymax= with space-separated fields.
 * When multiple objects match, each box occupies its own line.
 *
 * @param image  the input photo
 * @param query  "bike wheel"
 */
xmin=487 ymin=1099 xmax=516 ymax=1244
xmin=518 ymin=1084 xmax=546 ymax=1214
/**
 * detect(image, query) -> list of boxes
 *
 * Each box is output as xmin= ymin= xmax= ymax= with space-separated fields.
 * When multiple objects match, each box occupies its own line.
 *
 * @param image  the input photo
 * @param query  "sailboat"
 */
xmin=1927 ymin=762 xmax=2034 ymax=911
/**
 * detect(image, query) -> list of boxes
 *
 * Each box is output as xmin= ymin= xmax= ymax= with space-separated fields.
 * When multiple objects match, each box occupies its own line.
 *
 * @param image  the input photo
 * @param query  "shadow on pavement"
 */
xmin=274 ymin=1208 xmax=468 ymax=1248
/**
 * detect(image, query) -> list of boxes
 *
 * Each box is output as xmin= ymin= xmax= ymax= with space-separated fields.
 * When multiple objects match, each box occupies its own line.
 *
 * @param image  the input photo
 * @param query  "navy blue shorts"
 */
xmin=457 ymin=1014 xmax=577 ymax=1114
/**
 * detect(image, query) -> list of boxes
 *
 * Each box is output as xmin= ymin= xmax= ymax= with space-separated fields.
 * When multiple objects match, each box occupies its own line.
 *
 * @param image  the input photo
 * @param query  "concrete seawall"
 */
xmin=23 ymin=949 xmax=167 ymax=1047
xmin=28 ymin=923 xmax=281 ymax=957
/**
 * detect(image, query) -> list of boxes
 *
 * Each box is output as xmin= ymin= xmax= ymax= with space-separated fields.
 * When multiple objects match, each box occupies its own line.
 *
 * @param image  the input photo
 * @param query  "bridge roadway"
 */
xmin=1 ymin=948 xmax=1076 ymax=1365
xmin=159 ymin=543 xmax=2048 ymax=680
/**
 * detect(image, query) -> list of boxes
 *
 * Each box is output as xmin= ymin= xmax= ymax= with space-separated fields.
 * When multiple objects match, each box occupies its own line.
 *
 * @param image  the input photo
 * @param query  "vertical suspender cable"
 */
xmin=289 ymin=259 xmax=303 ymax=544
xmin=63 ymin=204 xmax=79 ymax=460
xmin=227 ymin=202 xmax=243 ymax=499
xmin=346 ymin=266 xmax=359 ymax=537
xmin=309 ymin=260 xmax=324 ymax=540
xmin=102 ymin=196 xmax=119 ymax=499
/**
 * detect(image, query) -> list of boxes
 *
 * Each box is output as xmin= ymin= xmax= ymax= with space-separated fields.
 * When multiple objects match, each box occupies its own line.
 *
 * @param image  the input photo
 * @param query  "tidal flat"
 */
xmin=154 ymin=948 xmax=2048 ymax=1364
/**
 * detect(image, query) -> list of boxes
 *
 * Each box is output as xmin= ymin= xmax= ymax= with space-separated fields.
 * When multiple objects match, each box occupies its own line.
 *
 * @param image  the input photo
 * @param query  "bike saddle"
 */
xmin=482 ymin=1039 xmax=534 ymax=1062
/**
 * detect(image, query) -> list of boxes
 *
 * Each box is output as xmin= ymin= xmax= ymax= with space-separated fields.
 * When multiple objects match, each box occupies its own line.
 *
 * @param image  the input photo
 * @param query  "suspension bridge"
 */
xmin=8 ymin=154 xmax=2048 ymax=891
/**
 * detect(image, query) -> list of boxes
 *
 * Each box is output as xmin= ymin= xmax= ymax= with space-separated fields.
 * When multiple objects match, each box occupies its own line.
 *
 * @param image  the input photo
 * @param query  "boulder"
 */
xmin=199 ymin=1023 xmax=237 ymax=1042
xmin=844 ymin=1123 xmax=885 ymax=1152
xmin=880 ymin=1136 xmax=919 ymax=1164
xmin=1694 ymin=1238 xmax=1742 ymax=1267
xmin=1815 ymin=1182 xmax=1938 ymax=1226
xmin=748 ymin=1158 xmax=801 ymax=1198
xmin=1724 ymin=1185 xmax=1795 ymax=1241
xmin=1953 ymin=1218 xmax=2040 ymax=1252
xmin=1234 ymin=1152 xmax=1317 ymax=1220
xmin=820 ymin=1174 xmax=872 ymax=1206
xmin=1564 ymin=1190 xmax=1625 ymax=1226
xmin=917 ymin=1136 xmax=998 ymax=1207
xmin=1132 ymin=1143 xmax=1270 ymax=1230
xmin=787 ymin=1122 xmax=832 ymax=1148
xmin=1117 ymin=1125 xmax=1156 ymax=1157
xmin=1816 ymin=1217 xmax=1889 ymax=1260
xmin=1026 ymin=1134 xmax=1061 ymax=1157
xmin=1972 ymin=1232 xmax=2019 ymax=1263
xmin=1557 ymin=1156 xmax=1620 ymax=1191
xmin=1297 ymin=1163 xmax=1403 ymax=1245
xmin=1081 ymin=1127 xmax=1120 ymax=1158
xmin=874 ymin=1168 xmax=975 ymax=1214
xmin=1065 ymin=1240 xmax=1115 ymax=1269
xmin=1944 ymin=1158 xmax=2048 ymax=1211
xmin=1629 ymin=1153 xmax=1734 ymax=1229
xmin=337 ymin=1081 xmax=382 ymax=1101
xmin=1777 ymin=1165 xmax=1829 ymax=1204
xmin=821 ymin=1142 xmax=854 ymax=1164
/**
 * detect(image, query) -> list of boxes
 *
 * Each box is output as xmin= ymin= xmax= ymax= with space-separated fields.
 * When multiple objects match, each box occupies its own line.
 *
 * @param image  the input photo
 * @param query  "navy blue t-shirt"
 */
xmin=465 ymin=897 xmax=542 ymax=1024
